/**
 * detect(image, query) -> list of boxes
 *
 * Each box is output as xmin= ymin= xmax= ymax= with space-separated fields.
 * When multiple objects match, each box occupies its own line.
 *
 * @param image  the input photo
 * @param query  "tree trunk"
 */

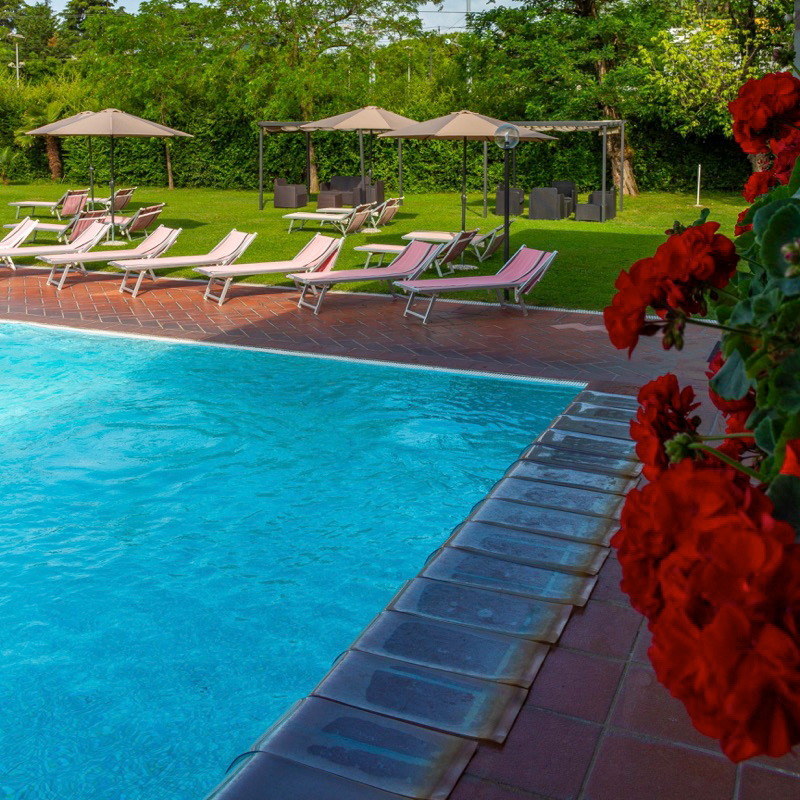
xmin=308 ymin=138 xmax=319 ymax=193
xmin=45 ymin=135 xmax=62 ymax=181
xmin=165 ymin=142 xmax=174 ymax=190
xmin=602 ymin=106 xmax=638 ymax=197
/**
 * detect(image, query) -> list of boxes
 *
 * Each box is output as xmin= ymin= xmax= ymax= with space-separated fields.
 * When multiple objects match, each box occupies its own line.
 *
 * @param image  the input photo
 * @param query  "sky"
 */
xmin=46 ymin=0 xmax=504 ymax=33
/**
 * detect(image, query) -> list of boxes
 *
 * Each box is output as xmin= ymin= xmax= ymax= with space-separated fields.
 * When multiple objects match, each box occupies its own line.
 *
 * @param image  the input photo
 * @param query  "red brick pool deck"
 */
xmin=3 ymin=269 xmax=798 ymax=800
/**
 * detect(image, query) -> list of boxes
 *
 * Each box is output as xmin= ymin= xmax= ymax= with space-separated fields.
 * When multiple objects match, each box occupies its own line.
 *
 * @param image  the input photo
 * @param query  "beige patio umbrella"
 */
xmin=27 ymin=111 xmax=98 ymax=203
xmin=29 ymin=109 xmax=192 ymax=241
xmin=301 ymin=106 xmax=418 ymax=199
xmin=379 ymin=110 xmax=556 ymax=231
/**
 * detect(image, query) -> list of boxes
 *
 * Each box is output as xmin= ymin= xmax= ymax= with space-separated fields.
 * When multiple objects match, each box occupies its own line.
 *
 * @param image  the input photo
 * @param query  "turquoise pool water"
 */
xmin=0 ymin=323 xmax=578 ymax=800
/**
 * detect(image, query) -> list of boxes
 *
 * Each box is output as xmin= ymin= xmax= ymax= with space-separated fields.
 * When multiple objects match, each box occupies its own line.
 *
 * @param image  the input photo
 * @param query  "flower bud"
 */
xmin=665 ymin=432 xmax=696 ymax=463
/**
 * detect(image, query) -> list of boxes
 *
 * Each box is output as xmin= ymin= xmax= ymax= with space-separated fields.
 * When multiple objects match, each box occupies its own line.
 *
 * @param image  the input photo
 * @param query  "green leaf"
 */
xmin=760 ymin=203 xmax=800 ymax=278
xmin=728 ymin=299 xmax=754 ymax=326
xmin=789 ymin=158 xmax=800 ymax=194
xmin=710 ymin=348 xmax=753 ymax=401
xmin=692 ymin=208 xmax=710 ymax=226
xmin=768 ymin=352 xmax=800 ymax=415
xmin=753 ymin=197 xmax=795 ymax=237
xmin=751 ymin=288 xmax=783 ymax=324
xmin=755 ymin=416 xmax=783 ymax=455
xmin=767 ymin=475 xmax=800 ymax=530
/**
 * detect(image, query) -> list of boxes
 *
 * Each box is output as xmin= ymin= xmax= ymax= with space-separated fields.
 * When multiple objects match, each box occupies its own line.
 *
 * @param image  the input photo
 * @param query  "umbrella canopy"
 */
xmin=382 ymin=110 xmax=556 ymax=142
xmin=27 ymin=109 xmax=192 ymax=242
xmin=30 ymin=108 xmax=192 ymax=139
xmin=379 ymin=110 xmax=556 ymax=231
xmin=302 ymin=106 xmax=418 ymax=193
xmin=27 ymin=112 xmax=100 ymax=202
xmin=301 ymin=106 xmax=417 ymax=133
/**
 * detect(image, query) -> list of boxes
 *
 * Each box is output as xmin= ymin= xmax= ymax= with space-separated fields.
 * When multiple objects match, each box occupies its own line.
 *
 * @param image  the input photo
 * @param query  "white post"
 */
xmin=695 ymin=163 xmax=702 ymax=207
xmin=14 ymin=40 xmax=20 ymax=85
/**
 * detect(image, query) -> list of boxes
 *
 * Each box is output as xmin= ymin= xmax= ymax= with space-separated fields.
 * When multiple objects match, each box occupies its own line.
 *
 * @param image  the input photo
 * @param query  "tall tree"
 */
xmin=469 ymin=0 xmax=680 ymax=195
xmin=217 ymin=0 xmax=422 ymax=189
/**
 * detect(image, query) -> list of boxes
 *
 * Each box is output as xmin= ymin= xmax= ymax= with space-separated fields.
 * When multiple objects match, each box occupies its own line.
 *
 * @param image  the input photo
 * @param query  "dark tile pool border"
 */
xmin=204 ymin=388 xmax=640 ymax=800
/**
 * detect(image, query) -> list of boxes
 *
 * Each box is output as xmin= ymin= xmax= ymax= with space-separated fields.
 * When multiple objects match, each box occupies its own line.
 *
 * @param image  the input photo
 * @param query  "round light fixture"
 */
xmin=494 ymin=124 xmax=519 ymax=150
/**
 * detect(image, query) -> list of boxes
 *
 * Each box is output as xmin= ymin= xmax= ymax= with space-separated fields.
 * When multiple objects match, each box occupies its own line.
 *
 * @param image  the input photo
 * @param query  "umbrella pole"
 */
xmin=369 ymin=132 xmax=373 ymax=183
xmin=359 ymin=130 xmax=366 ymax=203
xmin=109 ymin=137 xmax=116 ymax=242
xmin=461 ymin=137 xmax=467 ymax=231
xmin=88 ymin=137 xmax=95 ymax=208
xmin=483 ymin=141 xmax=488 ymax=218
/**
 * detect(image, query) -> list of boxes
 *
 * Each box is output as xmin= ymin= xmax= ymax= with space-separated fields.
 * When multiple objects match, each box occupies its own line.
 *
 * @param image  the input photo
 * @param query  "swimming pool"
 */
xmin=0 ymin=322 xmax=578 ymax=800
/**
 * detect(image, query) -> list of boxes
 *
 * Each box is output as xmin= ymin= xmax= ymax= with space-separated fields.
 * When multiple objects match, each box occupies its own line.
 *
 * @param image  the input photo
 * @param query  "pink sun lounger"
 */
xmin=39 ymin=225 xmax=182 ymax=291
xmin=195 ymin=233 xmax=343 ymax=306
xmin=395 ymin=245 xmax=558 ymax=324
xmin=289 ymin=239 xmax=442 ymax=315
xmin=108 ymin=229 xmax=256 ymax=298
xmin=0 ymin=220 xmax=110 ymax=270
xmin=0 ymin=217 xmax=39 ymax=249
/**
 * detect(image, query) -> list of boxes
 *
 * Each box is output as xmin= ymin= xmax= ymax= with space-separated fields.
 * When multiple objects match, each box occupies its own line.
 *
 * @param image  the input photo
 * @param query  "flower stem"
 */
xmin=699 ymin=432 xmax=753 ymax=440
xmin=684 ymin=317 xmax=748 ymax=335
xmin=689 ymin=443 xmax=762 ymax=480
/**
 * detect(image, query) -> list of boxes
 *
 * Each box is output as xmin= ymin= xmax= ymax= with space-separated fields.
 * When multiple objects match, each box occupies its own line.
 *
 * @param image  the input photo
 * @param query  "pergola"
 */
xmin=515 ymin=120 xmax=627 ymax=220
xmin=257 ymin=117 xmax=627 ymax=221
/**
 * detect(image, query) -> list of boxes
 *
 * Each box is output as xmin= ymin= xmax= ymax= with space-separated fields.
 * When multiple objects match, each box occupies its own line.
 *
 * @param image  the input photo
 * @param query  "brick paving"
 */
xmin=4 ymin=268 xmax=792 ymax=800
xmin=0 ymin=268 xmax=716 ymax=391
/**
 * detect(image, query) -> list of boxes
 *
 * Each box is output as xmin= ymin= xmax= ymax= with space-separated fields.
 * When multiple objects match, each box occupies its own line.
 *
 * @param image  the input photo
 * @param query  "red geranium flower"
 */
xmin=742 ymin=169 xmax=778 ymax=203
xmin=613 ymin=459 xmax=800 ymax=761
xmin=604 ymin=223 xmax=739 ymax=355
xmin=735 ymin=209 xmax=753 ymax=236
xmin=729 ymin=72 xmax=800 ymax=154
xmin=630 ymin=374 xmax=700 ymax=480
xmin=781 ymin=440 xmax=800 ymax=477
xmin=771 ymin=128 xmax=800 ymax=184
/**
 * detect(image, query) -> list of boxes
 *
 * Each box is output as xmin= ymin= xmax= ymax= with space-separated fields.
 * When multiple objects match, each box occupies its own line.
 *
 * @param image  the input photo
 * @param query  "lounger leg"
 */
xmin=518 ymin=293 xmax=528 ymax=316
xmin=363 ymin=254 xmax=372 ymax=268
xmin=297 ymin=283 xmax=329 ymax=314
xmin=404 ymin=292 xmax=437 ymax=324
xmin=56 ymin=264 xmax=72 ymax=291
xmin=132 ymin=270 xmax=149 ymax=298
xmin=217 ymin=278 xmax=233 ymax=306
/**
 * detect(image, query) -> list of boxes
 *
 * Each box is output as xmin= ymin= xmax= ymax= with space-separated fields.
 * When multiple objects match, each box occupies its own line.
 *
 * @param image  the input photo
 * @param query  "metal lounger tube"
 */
xmin=46 ymin=259 xmax=88 ymax=291
xmin=203 ymin=276 xmax=234 ymax=306
xmin=403 ymin=290 xmax=439 ymax=325
xmin=119 ymin=266 xmax=158 ymax=297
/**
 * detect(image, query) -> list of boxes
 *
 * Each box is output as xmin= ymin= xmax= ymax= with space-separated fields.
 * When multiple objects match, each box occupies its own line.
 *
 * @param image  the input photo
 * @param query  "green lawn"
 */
xmin=2 ymin=183 xmax=745 ymax=310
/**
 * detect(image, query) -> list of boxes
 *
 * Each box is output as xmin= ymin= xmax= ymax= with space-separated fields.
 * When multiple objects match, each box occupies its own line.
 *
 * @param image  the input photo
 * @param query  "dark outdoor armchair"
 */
xmin=274 ymin=179 xmax=308 ymax=209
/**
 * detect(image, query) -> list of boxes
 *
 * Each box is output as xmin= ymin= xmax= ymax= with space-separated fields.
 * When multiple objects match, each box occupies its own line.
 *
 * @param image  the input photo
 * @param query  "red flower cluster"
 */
xmin=742 ymin=169 xmax=778 ymax=203
xmin=734 ymin=209 xmax=753 ymax=237
xmin=630 ymin=374 xmax=700 ymax=479
xmin=612 ymin=460 xmax=800 ymax=761
xmin=772 ymin=128 xmax=800 ymax=184
xmin=729 ymin=72 xmax=800 ymax=154
xmin=603 ymin=222 xmax=739 ymax=354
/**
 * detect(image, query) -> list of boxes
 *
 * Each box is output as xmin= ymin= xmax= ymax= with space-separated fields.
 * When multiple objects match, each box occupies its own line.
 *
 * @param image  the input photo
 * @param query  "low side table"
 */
xmin=317 ymin=191 xmax=343 ymax=209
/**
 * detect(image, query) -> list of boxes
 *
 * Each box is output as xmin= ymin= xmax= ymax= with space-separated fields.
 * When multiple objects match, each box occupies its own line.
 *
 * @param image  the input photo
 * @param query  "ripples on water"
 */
xmin=0 ymin=324 xmax=577 ymax=799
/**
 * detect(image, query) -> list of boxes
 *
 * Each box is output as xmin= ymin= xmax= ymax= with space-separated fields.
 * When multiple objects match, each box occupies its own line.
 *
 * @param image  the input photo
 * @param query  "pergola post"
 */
xmin=398 ymin=139 xmax=403 ymax=205
xmin=258 ymin=126 xmax=264 ymax=211
xmin=619 ymin=121 xmax=625 ymax=212
xmin=601 ymin=124 xmax=607 ymax=223
xmin=483 ymin=141 xmax=488 ymax=217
